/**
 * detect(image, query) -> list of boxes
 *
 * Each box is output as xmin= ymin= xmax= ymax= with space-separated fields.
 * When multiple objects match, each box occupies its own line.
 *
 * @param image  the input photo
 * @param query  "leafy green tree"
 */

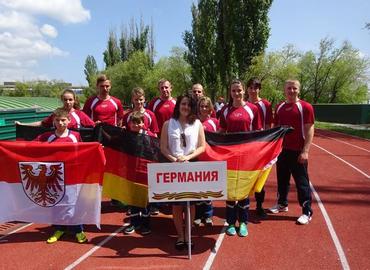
xmin=119 ymin=17 xmax=154 ymax=65
xmin=84 ymin=55 xmax=98 ymax=87
xmin=103 ymin=30 xmax=121 ymax=68
xmin=184 ymin=0 xmax=273 ymax=96
xmin=246 ymin=39 xmax=370 ymax=104
xmin=184 ymin=0 xmax=221 ymax=100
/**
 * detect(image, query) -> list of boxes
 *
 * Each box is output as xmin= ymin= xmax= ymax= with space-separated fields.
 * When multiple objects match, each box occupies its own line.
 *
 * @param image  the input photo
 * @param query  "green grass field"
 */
xmin=0 ymin=97 xmax=61 ymax=111
xmin=316 ymin=121 xmax=370 ymax=139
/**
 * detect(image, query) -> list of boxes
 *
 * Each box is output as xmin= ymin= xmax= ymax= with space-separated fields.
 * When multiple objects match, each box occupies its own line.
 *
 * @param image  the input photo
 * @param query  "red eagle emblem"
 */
xmin=19 ymin=162 xmax=65 ymax=207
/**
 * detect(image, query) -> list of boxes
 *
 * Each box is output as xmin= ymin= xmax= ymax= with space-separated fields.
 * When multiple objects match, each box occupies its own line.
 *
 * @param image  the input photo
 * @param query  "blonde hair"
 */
xmin=285 ymin=79 xmax=301 ymax=89
xmin=131 ymin=87 xmax=145 ymax=97
xmin=198 ymin=96 xmax=215 ymax=113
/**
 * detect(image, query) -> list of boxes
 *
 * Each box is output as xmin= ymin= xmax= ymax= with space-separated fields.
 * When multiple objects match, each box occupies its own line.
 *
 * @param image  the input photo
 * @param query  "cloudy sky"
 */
xmin=0 ymin=0 xmax=369 ymax=86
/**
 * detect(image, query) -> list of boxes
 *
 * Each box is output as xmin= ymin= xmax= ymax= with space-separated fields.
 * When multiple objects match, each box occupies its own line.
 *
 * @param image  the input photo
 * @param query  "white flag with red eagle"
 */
xmin=0 ymin=141 xmax=105 ymax=228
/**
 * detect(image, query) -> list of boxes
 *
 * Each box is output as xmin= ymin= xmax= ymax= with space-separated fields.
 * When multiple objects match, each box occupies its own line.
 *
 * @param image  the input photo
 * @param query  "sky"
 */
xmin=0 ymin=0 xmax=369 ymax=86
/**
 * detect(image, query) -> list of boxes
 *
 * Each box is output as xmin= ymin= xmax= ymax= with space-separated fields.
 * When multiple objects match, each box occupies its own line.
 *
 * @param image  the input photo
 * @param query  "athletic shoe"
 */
xmin=76 ymin=231 xmax=88 ymax=243
xmin=150 ymin=206 xmax=160 ymax=216
xmin=226 ymin=224 xmax=237 ymax=236
xmin=46 ymin=230 xmax=64 ymax=244
xmin=297 ymin=214 xmax=312 ymax=225
xmin=238 ymin=222 xmax=248 ymax=237
xmin=256 ymin=207 xmax=268 ymax=219
xmin=140 ymin=226 xmax=152 ymax=235
xmin=204 ymin=217 xmax=213 ymax=226
xmin=193 ymin=218 xmax=202 ymax=227
xmin=123 ymin=224 xmax=136 ymax=234
xmin=268 ymin=204 xmax=288 ymax=214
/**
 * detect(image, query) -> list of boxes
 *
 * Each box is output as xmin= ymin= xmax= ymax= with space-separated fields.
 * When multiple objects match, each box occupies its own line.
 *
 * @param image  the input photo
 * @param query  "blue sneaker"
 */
xmin=226 ymin=224 xmax=236 ymax=236
xmin=238 ymin=222 xmax=248 ymax=237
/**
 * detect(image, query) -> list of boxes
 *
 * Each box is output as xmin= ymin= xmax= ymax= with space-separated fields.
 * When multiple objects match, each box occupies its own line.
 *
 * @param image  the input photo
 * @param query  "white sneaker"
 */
xmin=297 ymin=214 xmax=312 ymax=225
xmin=269 ymin=204 xmax=288 ymax=214
xmin=193 ymin=218 xmax=202 ymax=226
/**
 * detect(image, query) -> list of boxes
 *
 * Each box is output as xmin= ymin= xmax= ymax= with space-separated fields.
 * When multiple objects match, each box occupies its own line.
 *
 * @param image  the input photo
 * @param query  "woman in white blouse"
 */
xmin=160 ymin=94 xmax=206 ymax=250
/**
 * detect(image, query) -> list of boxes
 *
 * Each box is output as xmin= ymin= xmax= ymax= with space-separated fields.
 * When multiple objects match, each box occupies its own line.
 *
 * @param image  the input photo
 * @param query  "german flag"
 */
xmin=101 ymin=125 xmax=290 ymax=206
xmin=200 ymin=126 xmax=290 ymax=200
xmin=101 ymin=125 xmax=163 ymax=207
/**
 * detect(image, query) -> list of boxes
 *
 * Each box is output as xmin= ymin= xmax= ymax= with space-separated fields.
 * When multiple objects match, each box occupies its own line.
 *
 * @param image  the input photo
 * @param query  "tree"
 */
xmin=184 ymin=0 xmax=273 ymax=96
xmin=119 ymin=17 xmax=155 ymax=65
xmin=245 ymin=39 xmax=370 ymax=104
xmin=103 ymin=30 xmax=121 ymax=68
xmin=84 ymin=55 xmax=98 ymax=87
xmin=184 ymin=0 xmax=221 ymax=100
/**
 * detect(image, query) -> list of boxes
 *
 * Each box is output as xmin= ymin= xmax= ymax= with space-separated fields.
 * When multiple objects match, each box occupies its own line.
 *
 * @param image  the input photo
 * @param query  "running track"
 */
xmin=0 ymin=129 xmax=369 ymax=270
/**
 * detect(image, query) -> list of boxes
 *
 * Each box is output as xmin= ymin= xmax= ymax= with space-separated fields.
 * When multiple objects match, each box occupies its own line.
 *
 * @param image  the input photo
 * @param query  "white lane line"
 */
xmin=310 ymin=182 xmax=350 ymax=270
xmin=313 ymin=143 xmax=370 ymax=179
xmin=64 ymin=226 xmax=125 ymax=270
xmin=0 ymin=223 xmax=34 ymax=241
xmin=203 ymin=221 xmax=227 ymax=270
xmin=317 ymin=133 xmax=370 ymax=153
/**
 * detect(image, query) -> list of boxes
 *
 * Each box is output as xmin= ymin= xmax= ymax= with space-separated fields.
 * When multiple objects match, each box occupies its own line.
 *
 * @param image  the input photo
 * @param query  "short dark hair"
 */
xmin=96 ymin=74 xmax=110 ymax=85
xmin=246 ymin=78 xmax=261 ymax=89
xmin=172 ymin=94 xmax=197 ymax=124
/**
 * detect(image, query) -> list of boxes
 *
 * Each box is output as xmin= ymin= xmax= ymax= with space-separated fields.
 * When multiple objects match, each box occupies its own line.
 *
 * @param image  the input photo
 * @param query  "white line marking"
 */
xmin=316 ymin=128 xmax=370 ymax=142
xmin=310 ymin=182 xmax=350 ymax=270
xmin=313 ymin=143 xmax=370 ymax=179
xmin=64 ymin=226 xmax=125 ymax=270
xmin=317 ymin=133 xmax=370 ymax=153
xmin=203 ymin=221 xmax=227 ymax=270
xmin=0 ymin=223 xmax=33 ymax=241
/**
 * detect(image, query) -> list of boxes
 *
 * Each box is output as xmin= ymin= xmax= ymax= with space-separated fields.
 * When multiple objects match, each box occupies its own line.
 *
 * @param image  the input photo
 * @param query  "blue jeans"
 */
xmin=276 ymin=149 xmax=312 ymax=216
xmin=195 ymin=201 xmax=213 ymax=219
xmin=226 ymin=198 xmax=249 ymax=225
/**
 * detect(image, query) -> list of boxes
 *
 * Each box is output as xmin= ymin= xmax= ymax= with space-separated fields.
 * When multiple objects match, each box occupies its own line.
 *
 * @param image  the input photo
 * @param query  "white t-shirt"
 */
xmin=168 ymin=118 xmax=202 ymax=158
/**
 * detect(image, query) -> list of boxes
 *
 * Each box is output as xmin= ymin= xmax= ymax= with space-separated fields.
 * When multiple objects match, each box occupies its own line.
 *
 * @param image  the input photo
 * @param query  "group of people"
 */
xmin=15 ymin=74 xmax=315 ymax=250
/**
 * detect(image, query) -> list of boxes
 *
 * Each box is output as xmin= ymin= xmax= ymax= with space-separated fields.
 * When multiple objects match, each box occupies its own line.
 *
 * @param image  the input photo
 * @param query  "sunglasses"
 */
xmin=181 ymin=133 xmax=187 ymax=148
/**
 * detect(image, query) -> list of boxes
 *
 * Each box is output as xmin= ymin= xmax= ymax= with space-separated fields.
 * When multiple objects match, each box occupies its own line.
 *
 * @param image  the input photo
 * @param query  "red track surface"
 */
xmin=1 ymin=128 xmax=369 ymax=270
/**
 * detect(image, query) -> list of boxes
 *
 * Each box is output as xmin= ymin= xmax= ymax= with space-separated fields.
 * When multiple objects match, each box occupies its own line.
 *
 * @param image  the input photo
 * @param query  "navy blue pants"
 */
xmin=254 ymin=188 xmax=265 ymax=208
xmin=276 ymin=149 xmax=312 ymax=216
xmin=226 ymin=198 xmax=249 ymax=225
xmin=195 ymin=201 xmax=213 ymax=220
xmin=130 ymin=205 xmax=150 ymax=228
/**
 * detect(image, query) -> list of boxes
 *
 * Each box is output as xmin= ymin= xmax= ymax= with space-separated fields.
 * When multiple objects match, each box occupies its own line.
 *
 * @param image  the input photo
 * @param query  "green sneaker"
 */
xmin=226 ymin=224 xmax=236 ymax=236
xmin=238 ymin=222 xmax=248 ymax=237
xmin=76 ymin=231 xmax=88 ymax=243
xmin=46 ymin=230 xmax=64 ymax=244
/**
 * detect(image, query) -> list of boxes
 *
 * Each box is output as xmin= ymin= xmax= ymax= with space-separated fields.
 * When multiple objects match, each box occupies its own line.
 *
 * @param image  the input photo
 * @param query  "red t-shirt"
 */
xmin=253 ymin=99 xmax=272 ymax=130
xmin=82 ymin=96 xmax=124 ymax=126
xmin=122 ymin=109 xmax=159 ymax=134
xmin=219 ymin=103 xmax=260 ymax=132
xmin=147 ymin=97 xmax=176 ymax=131
xmin=42 ymin=110 xmax=95 ymax=129
xmin=274 ymin=100 xmax=315 ymax=151
xmin=201 ymin=117 xmax=219 ymax=132
xmin=35 ymin=130 xmax=81 ymax=143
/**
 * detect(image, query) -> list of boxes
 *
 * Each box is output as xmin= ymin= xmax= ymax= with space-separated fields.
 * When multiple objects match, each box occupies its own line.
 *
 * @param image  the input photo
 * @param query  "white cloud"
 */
xmin=0 ymin=0 xmax=89 ymax=83
xmin=41 ymin=24 xmax=58 ymax=38
xmin=0 ymin=0 xmax=91 ymax=24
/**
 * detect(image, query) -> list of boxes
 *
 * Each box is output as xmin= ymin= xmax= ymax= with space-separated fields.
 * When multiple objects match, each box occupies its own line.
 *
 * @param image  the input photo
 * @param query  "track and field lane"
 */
xmin=308 ymin=139 xmax=370 ymax=269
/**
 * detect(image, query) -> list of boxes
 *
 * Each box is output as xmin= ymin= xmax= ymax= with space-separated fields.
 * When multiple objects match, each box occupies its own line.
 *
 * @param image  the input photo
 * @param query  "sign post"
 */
xmin=148 ymin=161 xmax=227 ymax=259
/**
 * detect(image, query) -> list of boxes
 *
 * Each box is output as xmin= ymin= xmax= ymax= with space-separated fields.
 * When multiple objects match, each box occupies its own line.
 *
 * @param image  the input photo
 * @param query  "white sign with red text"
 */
xmin=148 ymin=161 xmax=227 ymax=202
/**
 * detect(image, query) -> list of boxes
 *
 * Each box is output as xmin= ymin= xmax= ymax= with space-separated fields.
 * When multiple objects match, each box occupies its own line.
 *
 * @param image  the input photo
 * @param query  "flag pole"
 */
xmin=187 ymin=201 xmax=192 ymax=259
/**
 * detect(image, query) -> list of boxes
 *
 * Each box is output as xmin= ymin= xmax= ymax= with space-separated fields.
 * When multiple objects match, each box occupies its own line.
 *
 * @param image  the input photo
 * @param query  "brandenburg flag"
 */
xmin=0 ymin=141 xmax=105 ymax=227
